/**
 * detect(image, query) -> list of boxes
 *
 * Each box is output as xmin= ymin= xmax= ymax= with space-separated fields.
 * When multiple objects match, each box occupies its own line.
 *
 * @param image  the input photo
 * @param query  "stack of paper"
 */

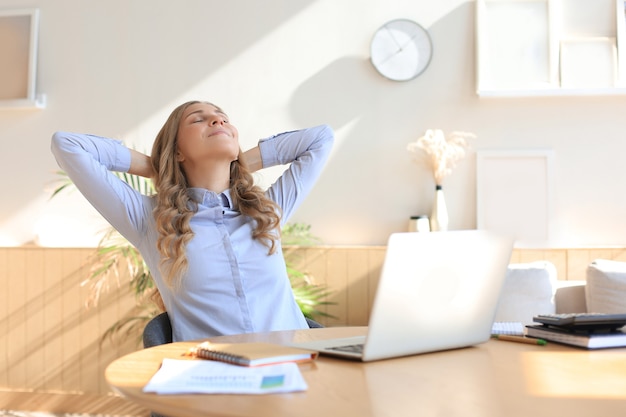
xmin=492 ymin=322 xmax=524 ymax=336
xmin=143 ymin=358 xmax=308 ymax=395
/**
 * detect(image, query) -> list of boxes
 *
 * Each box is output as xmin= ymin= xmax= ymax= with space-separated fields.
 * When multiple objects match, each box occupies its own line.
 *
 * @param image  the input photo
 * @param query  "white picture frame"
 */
xmin=560 ymin=37 xmax=617 ymax=88
xmin=477 ymin=0 xmax=551 ymax=91
xmin=476 ymin=150 xmax=554 ymax=247
xmin=0 ymin=8 xmax=43 ymax=108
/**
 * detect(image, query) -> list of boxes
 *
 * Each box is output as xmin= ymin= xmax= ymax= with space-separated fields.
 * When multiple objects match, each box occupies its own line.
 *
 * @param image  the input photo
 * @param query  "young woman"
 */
xmin=51 ymin=101 xmax=334 ymax=341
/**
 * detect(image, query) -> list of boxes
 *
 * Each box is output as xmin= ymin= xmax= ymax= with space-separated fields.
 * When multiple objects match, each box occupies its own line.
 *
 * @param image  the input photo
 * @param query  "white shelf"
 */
xmin=477 ymin=87 xmax=626 ymax=98
xmin=476 ymin=0 xmax=626 ymax=97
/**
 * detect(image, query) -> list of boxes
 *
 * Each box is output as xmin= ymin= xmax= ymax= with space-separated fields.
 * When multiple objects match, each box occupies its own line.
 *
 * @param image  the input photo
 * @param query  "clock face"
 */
xmin=370 ymin=19 xmax=433 ymax=81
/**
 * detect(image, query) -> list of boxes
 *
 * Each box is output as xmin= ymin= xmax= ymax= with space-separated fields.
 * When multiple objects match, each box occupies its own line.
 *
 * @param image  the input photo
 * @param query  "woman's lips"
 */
xmin=208 ymin=129 xmax=230 ymax=137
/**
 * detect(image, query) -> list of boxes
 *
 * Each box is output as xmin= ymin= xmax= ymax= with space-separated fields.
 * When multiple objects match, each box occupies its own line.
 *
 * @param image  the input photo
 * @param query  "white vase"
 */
xmin=430 ymin=185 xmax=449 ymax=232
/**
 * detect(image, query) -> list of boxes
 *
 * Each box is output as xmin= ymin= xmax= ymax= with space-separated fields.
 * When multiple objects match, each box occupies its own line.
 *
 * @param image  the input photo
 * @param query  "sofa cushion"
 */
xmin=554 ymin=281 xmax=587 ymax=313
xmin=494 ymin=261 xmax=557 ymax=325
xmin=586 ymin=259 xmax=626 ymax=314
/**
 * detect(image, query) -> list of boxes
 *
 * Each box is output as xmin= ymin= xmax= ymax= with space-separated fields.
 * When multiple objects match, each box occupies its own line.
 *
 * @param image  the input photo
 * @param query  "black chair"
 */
xmin=143 ymin=312 xmax=173 ymax=348
xmin=305 ymin=317 xmax=324 ymax=328
xmin=142 ymin=312 xmax=323 ymax=348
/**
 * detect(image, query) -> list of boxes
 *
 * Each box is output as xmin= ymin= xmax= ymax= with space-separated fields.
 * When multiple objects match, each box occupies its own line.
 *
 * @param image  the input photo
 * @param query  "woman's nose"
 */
xmin=210 ymin=117 xmax=224 ymax=126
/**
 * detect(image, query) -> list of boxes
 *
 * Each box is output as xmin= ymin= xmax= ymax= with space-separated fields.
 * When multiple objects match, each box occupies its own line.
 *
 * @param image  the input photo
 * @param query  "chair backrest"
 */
xmin=305 ymin=317 xmax=324 ymax=328
xmin=142 ymin=312 xmax=173 ymax=348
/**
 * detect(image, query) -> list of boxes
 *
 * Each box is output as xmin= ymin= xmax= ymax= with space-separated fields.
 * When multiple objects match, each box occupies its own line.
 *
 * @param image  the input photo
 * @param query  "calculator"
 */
xmin=533 ymin=313 xmax=626 ymax=332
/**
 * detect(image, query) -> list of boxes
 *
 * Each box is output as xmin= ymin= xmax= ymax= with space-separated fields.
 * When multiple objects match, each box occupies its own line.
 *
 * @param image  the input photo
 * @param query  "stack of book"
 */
xmin=526 ymin=313 xmax=626 ymax=349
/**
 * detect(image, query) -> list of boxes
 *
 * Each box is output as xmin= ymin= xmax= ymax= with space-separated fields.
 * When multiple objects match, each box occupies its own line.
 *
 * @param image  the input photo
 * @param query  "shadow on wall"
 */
xmin=0 ymin=0 xmax=319 ymax=244
xmin=122 ymin=0 xmax=319 ymax=124
xmin=286 ymin=2 xmax=478 ymax=245
xmin=0 ymin=248 xmax=139 ymax=394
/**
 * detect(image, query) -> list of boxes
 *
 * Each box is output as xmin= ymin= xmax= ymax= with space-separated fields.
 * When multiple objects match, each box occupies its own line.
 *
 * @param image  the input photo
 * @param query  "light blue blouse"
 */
xmin=51 ymin=125 xmax=334 ymax=341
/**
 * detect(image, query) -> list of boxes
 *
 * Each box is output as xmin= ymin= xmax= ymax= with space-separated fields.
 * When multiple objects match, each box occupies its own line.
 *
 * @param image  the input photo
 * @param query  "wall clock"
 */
xmin=370 ymin=19 xmax=433 ymax=82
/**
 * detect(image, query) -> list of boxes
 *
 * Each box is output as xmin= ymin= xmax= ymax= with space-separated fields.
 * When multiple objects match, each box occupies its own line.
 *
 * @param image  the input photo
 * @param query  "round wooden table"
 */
xmin=106 ymin=326 xmax=626 ymax=417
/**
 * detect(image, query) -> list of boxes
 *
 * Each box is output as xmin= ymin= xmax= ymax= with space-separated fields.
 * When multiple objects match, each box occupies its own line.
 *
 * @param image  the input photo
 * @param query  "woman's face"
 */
xmin=176 ymin=102 xmax=240 ymax=166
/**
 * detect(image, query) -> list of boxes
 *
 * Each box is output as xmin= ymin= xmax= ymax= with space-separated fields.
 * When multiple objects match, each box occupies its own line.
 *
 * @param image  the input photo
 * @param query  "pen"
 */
xmin=492 ymin=334 xmax=547 ymax=346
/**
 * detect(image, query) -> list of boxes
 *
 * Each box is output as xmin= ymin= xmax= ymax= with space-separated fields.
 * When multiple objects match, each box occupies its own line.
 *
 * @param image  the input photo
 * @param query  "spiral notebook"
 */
xmin=186 ymin=341 xmax=319 ymax=367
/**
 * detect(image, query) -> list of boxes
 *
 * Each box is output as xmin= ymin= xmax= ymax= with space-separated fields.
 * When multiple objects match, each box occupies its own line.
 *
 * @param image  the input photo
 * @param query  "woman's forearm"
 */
xmin=242 ymin=146 xmax=263 ymax=172
xmin=128 ymin=149 xmax=154 ymax=178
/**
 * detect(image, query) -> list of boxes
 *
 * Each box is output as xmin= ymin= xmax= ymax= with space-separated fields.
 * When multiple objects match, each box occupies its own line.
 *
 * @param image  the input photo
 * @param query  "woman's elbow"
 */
xmin=50 ymin=131 xmax=67 ymax=155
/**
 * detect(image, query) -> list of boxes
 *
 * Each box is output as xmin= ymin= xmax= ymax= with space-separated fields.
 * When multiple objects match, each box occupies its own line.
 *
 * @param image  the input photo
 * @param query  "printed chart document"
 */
xmin=143 ymin=358 xmax=308 ymax=395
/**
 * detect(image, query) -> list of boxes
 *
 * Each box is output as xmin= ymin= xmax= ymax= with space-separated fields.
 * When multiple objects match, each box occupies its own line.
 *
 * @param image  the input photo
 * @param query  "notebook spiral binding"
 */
xmin=195 ymin=347 xmax=248 ymax=366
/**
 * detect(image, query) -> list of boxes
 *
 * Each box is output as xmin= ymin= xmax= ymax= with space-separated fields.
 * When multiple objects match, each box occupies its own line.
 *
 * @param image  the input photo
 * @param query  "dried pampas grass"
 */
xmin=407 ymin=129 xmax=474 ymax=185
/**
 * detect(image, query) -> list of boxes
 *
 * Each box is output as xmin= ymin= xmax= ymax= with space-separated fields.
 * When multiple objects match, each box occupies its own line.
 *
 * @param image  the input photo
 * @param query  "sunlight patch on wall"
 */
xmin=35 ymin=193 xmax=108 ymax=247
xmin=0 ymin=196 xmax=45 ymax=246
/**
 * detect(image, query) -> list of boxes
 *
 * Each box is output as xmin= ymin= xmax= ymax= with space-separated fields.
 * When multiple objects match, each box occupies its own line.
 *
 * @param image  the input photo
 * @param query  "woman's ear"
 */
xmin=176 ymin=151 xmax=185 ymax=162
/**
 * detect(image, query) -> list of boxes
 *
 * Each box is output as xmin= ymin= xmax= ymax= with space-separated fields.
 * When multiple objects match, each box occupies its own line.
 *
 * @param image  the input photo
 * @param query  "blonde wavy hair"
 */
xmin=150 ymin=100 xmax=281 ymax=288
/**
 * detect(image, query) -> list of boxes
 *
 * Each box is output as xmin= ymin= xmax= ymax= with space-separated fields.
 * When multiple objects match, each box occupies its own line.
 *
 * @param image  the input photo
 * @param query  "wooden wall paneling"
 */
xmin=6 ymin=249 xmax=26 ymax=388
xmin=566 ymin=249 xmax=601 ymax=281
xmin=611 ymin=248 xmax=626 ymax=262
xmin=324 ymin=248 xmax=349 ymax=326
xmin=366 ymin=247 xmax=386 ymax=323
xmin=93 ymin=267 xmax=144 ymax=394
xmin=284 ymin=246 xmax=329 ymax=325
xmin=77 ymin=248 xmax=101 ymax=394
xmin=79 ymin=307 xmax=99 ymax=391
xmin=2 ymin=245 xmax=626 ymax=395
xmin=344 ymin=249 xmax=370 ymax=326
xmin=589 ymin=248 xmax=619 ymax=260
xmin=566 ymin=248 xmax=626 ymax=281
xmin=515 ymin=248 xmax=567 ymax=280
xmin=540 ymin=250 xmax=567 ymax=280
xmin=60 ymin=249 xmax=85 ymax=391
xmin=24 ymin=248 xmax=45 ymax=391
xmin=583 ymin=249 xmax=616 ymax=267
xmin=42 ymin=248 xmax=70 ymax=391
xmin=513 ymin=249 xmax=545 ymax=263
xmin=309 ymin=247 xmax=331 ymax=325
xmin=0 ymin=248 xmax=8 ymax=386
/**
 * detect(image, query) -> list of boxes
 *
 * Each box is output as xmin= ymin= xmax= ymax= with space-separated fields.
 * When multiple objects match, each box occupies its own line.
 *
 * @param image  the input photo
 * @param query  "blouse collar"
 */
xmin=188 ymin=188 xmax=233 ymax=209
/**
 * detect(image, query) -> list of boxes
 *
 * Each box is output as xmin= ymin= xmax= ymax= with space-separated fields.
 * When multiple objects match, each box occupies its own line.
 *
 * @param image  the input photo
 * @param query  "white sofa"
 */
xmin=494 ymin=259 xmax=626 ymax=326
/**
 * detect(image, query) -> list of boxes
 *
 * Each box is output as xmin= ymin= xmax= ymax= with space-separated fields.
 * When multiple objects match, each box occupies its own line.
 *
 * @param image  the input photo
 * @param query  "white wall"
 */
xmin=1 ymin=0 xmax=625 ymax=247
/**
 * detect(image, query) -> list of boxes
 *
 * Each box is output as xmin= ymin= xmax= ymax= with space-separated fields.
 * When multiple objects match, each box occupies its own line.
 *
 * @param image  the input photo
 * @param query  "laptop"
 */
xmin=292 ymin=230 xmax=513 ymax=361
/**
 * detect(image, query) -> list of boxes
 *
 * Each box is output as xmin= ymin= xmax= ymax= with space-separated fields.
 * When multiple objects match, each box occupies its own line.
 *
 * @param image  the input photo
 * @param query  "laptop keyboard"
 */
xmin=327 ymin=343 xmax=364 ymax=354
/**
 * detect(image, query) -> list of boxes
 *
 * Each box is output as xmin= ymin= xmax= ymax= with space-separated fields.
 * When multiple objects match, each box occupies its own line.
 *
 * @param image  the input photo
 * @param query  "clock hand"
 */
xmin=377 ymin=49 xmax=402 ymax=66
xmin=377 ymin=31 xmax=420 ymax=66
xmin=375 ymin=26 xmax=410 ymax=66
xmin=384 ymin=24 xmax=404 ymax=50
xmin=398 ymin=31 xmax=421 ymax=52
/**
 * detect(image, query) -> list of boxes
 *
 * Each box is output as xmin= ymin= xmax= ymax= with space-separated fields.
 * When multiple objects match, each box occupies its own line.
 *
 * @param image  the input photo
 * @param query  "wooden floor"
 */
xmin=0 ymin=390 xmax=150 ymax=415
